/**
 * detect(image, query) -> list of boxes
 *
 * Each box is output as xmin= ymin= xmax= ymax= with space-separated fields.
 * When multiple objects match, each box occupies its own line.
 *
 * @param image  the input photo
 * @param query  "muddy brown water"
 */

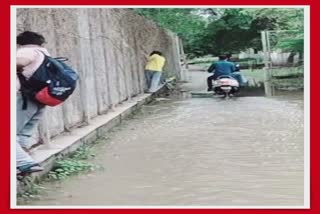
xmin=21 ymin=72 xmax=304 ymax=207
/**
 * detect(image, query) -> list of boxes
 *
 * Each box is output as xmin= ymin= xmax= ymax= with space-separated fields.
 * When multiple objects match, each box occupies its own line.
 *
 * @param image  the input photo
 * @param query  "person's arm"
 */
xmin=235 ymin=63 xmax=240 ymax=72
xmin=230 ymin=63 xmax=236 ymax=73
xmin=207 ymin=63 xmax=216 ymax=73
xmin=16 ymin=48 xmax=36 ymax=73
xmin=16 ymin=57 xmax=32 ymax=73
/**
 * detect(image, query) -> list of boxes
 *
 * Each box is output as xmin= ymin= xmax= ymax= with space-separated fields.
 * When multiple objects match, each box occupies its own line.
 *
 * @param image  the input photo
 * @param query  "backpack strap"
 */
xmin=17 ymin=72 xmax=28 ymax=110
xmin=54 ymin=57 xmax=68 ymax=61
xmin=17 ymin=50 xmax=48 ymax=110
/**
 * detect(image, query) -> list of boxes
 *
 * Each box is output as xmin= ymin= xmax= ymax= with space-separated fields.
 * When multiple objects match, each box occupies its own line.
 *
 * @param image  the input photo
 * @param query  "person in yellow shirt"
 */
xmin=144 ymin=51 xmax=166 ymax=93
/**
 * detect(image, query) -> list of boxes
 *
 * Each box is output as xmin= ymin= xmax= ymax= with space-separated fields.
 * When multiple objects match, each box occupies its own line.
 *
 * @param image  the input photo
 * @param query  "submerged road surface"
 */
xmin=25 ymin=71 xmax=304 ymax=206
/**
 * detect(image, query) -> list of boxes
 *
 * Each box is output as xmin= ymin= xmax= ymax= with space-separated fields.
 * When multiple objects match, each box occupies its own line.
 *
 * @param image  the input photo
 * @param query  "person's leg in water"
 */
xmin=240 ymin=74 xmax=248 ymax=86
xmin=231 ymin=72 xmax=248 ymax=86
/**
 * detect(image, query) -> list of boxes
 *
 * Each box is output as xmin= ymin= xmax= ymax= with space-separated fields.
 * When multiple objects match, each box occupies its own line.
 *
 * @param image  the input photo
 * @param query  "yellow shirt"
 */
xmin=145 ymin=54 xmax=165 ymax=72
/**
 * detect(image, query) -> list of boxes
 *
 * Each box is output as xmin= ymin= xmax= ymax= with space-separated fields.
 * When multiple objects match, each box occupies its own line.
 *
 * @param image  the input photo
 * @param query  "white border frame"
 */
xmin=10 ymin=5 xmax=310 ymax=209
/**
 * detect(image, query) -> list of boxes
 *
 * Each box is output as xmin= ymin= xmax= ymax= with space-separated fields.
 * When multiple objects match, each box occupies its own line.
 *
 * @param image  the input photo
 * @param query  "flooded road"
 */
xmin=25 ymin=72 xmax=304 ymax=206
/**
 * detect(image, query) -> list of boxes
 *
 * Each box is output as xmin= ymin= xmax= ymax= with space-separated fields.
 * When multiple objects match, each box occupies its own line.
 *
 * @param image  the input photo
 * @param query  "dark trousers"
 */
xmin=207 ymin=75 xmax=217 ymax=89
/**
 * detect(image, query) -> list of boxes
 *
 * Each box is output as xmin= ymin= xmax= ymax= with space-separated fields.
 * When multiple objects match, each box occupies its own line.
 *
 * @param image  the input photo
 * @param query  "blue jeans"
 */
xmin=231 ymin=72 xmax=248 ymax=86
xmin=16 ymin=94 xmax=45 ymax=167
xmin=145 ymin=70 xmax=162 ymax=93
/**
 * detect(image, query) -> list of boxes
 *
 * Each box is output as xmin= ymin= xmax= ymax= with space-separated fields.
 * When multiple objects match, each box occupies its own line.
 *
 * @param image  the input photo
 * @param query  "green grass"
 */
xmin=17 ymin=136 xmax=108 ymax=204
xmin=241 ymin=69 xmax=265 ymax=82
xmin=242 ymin=67 xmax=304 ymax=89
xmin=191 ymin=60 xmax=304 ymax=89
xmin=271 ymin=67 xmax=304 ymax=78
xmin=188 ymin=56 xmax=264 ymax=70
xmin=188 ymin=55 xmax=216 ymax=64
xmin=194 ymin=62 xmax=212 ymax=69
xmin=191 ymin=63 xmax=303 ymax=80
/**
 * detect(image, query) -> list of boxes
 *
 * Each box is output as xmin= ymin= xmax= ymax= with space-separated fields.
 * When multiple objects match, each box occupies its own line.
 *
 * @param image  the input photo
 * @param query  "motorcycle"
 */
xmin=212 ymin=75 xmax=240 ymax=98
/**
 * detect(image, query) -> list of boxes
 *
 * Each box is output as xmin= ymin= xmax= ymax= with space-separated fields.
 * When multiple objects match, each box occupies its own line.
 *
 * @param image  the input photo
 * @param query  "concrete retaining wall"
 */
xmin=16 ymin=8 xmax=182 ymax=146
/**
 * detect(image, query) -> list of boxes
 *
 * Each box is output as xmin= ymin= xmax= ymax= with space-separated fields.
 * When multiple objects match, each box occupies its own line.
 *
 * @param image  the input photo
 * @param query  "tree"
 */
xmin=133 ymin=8 xmax=304 ymax=57
xmin=134 ymin=8 xmax=212 ymax=57
xmin=201 ymin=8 xmax=304 ymax=55
xmin=246 ymin=8 xmax=304 ymax=54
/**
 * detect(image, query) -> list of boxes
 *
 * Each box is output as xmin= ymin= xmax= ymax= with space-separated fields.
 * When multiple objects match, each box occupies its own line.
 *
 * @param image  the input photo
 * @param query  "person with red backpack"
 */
xmin=16 ymin=31 xmax=51 ymax=174
xmin=16 ymin=31 xmax=78 ymax=175
xmin=16 ymin=31 xmax=49 ymax=174
xmin=16 ymin=31 xmax=79 ymax=175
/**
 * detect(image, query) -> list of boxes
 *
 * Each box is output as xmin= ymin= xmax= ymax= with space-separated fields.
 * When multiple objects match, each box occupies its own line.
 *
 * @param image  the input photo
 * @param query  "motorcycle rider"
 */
xmin=226 ymin=53 xmax=240 ymax=71
xmin=226 ymin=53 xmax=248 ymax=86
xmin=207 ymin=54 xmax=236 ymax=91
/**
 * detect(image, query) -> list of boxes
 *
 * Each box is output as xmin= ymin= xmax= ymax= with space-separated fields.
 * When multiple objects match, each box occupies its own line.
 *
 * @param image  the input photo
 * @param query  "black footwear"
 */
xmin=207 ymin=88 xmax=213 ymax=92
xmin=17 ymin=163 xmax=44 ymax=175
